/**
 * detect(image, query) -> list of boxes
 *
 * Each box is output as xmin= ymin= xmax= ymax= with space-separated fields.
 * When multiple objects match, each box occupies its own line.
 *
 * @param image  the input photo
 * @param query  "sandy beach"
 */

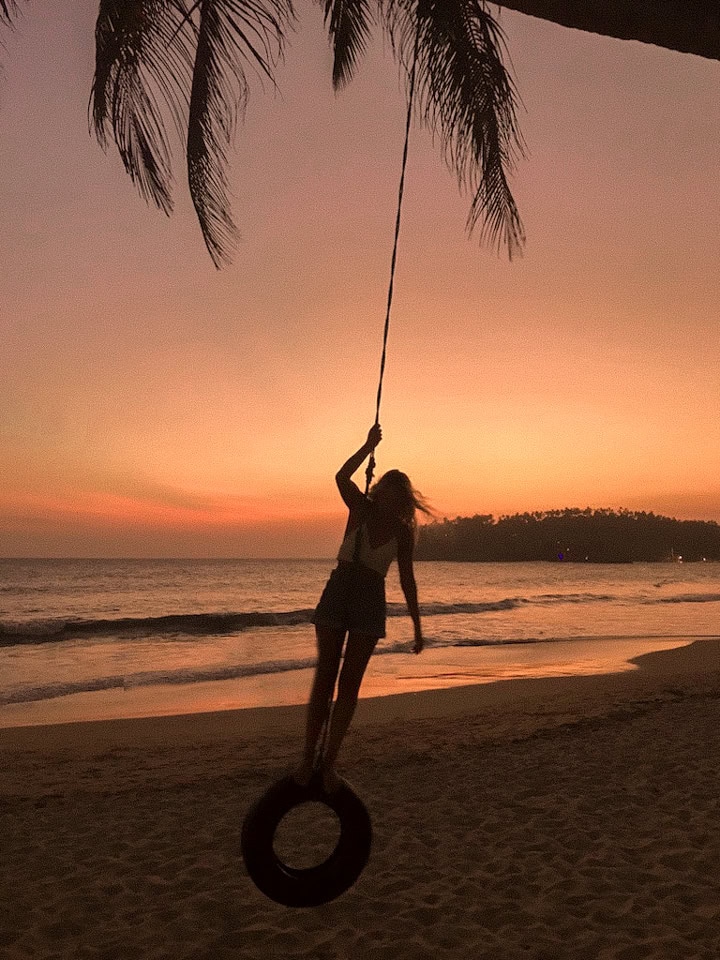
xmin=2 ymin=638 xmax=720 ymax=959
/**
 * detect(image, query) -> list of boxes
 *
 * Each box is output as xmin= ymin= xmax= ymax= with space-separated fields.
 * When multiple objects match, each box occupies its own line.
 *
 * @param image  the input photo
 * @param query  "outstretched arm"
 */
xmin=397 ymin=528 xmax=423 ymax=654
xmin=335 ymin=424 xmax=382 ymax=508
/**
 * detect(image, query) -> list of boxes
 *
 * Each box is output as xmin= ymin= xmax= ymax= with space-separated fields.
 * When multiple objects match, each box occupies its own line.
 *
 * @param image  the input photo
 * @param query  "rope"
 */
xmin=364 ymin=10 xmax=422 ymax=496
xmin=314 ymin=690 xmax=335 ymax=772
xmin=314 ymin=12 xmax=422 ymax=776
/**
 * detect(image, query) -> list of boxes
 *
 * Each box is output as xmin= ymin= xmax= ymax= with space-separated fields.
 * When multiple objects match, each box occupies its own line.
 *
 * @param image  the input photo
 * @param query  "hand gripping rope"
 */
xmin=241 ymin=11 xmax=421 ymax=909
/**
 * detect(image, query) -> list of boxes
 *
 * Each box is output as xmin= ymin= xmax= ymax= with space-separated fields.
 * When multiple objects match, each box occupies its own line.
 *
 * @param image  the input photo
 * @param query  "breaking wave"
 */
xmin=2 ymin=589 xmax=718 ymax=647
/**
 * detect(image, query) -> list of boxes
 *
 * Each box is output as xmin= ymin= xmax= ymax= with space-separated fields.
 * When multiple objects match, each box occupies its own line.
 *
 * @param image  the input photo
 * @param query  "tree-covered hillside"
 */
xmin=415 ymin=509 xmax=720 ymax=562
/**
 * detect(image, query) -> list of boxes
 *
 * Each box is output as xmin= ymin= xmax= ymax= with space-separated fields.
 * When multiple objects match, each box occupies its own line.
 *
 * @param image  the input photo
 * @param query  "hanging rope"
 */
xmin=364 ymin=11 xmax=422 ymax=496
xmin=311 ymin=15 xmax=423 ymax=774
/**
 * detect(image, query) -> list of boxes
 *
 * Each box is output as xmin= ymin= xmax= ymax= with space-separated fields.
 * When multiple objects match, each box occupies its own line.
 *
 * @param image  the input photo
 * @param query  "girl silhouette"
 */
xmin=297 ymin=424 xmax=429 ymax=791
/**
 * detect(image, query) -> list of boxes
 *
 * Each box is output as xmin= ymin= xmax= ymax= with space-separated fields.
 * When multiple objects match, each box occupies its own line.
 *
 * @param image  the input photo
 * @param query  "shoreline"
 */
xmin=0 ymin=633 xmax=706 ymax=733
xmin=1 ymin=637 xmax=717 ymax=767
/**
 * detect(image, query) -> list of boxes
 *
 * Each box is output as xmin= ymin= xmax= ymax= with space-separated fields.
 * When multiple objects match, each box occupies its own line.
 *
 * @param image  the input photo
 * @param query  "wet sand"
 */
xmin=2 ymin=639 xmax=720 ymax=959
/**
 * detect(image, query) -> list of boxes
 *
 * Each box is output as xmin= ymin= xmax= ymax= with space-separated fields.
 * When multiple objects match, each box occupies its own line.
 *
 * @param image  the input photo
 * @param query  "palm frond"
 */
xmin=91 ymin=0 xmax=197 ymax=215
xmin=0 ymin=0 xmax=20 ymax=81
xmin=187 ymin=0 xmax=293 ymax=267
xmin=317 ymin=0 xmax=374 ymax=89
xmin=383 ymin=0 xmax=525 ymax=258
xmin=0 ymin=1 xmax=19 ymax=25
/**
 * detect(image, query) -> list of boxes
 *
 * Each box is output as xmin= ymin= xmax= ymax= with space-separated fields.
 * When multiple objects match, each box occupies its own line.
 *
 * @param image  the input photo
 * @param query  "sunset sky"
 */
xmin=2 ymin=2 xmax=719 ymax=557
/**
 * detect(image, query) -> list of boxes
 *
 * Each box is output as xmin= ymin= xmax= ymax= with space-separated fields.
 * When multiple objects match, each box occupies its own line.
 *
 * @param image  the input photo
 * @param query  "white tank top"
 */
xmin=337 ymin=523 xmax=398 ymax=577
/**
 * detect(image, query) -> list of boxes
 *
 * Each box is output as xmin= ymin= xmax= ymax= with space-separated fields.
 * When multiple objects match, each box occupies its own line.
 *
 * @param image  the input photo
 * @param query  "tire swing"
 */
xmin=240 ymin=770 xmax=372 ymax=908
xmin=241 ymin=12 xmax=422 ymax=909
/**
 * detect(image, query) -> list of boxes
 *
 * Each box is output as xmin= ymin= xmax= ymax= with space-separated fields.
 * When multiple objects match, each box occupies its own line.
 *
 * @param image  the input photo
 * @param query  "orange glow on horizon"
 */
xmin=0 ymin=485 xmax=348 ymax=531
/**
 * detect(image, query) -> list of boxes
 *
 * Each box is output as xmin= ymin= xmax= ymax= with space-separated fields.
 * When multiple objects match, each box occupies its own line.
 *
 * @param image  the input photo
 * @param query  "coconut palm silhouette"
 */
xmin=2 ymin=2 xmax=717 ymax=267
xmin=1 ymin=0 xmax=526 ymax=267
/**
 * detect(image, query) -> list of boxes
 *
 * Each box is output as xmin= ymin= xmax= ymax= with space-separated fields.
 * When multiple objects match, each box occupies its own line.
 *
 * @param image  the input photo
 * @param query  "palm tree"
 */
xmin=1 ymin=0 xmax=525 ymax=267
xmin=5 ymin=3 xmax=715 ymax=268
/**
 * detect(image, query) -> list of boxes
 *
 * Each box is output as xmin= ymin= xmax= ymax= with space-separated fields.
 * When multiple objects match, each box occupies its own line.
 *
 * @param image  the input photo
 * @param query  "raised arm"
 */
xmin=397 ymin=526 xmax=424 ymax=654
xmin=335 ymin=424 xmax=382 ymax=509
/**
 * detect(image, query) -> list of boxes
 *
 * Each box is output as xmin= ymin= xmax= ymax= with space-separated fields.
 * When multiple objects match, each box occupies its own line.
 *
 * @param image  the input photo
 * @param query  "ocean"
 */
xmin=1 ymin=558 xmax=718 ymax=727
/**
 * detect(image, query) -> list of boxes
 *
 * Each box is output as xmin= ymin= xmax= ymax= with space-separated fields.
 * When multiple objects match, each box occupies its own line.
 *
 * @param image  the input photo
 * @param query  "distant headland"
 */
xmin=415 ymin=508 xmax=720 ymax=563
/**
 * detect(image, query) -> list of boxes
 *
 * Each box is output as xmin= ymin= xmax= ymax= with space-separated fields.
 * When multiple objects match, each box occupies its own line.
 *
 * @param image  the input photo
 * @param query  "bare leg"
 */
xmin=296 ymin=625 xmax=345 ymax=783
xmin=321 ymin=631 xmax=379 ymax=790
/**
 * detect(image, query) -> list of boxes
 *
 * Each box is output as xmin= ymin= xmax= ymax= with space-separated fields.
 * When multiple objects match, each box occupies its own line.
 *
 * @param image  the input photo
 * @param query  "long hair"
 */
xmin=368 ymin=469 xmax=433 ymax=537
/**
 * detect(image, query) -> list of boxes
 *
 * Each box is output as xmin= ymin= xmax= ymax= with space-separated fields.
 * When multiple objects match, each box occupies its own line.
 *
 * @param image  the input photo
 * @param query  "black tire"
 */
xmin=241 ymin=773 xmax=372 ymax=907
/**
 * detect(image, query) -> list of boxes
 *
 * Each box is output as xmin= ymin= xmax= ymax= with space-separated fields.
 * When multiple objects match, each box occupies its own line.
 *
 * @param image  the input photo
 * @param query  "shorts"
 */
xmin=311 ymin=562 xmax=387 ymax=638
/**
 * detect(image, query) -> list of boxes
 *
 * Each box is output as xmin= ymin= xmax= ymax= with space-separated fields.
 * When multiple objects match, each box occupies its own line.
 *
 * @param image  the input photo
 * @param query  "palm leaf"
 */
xmin=383 ymin=0 xmax=525 ymax=258
xmin=8 ymin=0 xmax=523 ymax=265
xmin=317 ymin=0 xmax=374 ymax=88
xmin=0 ymin=1 xmax=19 ymax=24
xmin=186 ymin=0 xmax=292 ymax=266
xmin=91 ymin=0 xmax=197 ymax=216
